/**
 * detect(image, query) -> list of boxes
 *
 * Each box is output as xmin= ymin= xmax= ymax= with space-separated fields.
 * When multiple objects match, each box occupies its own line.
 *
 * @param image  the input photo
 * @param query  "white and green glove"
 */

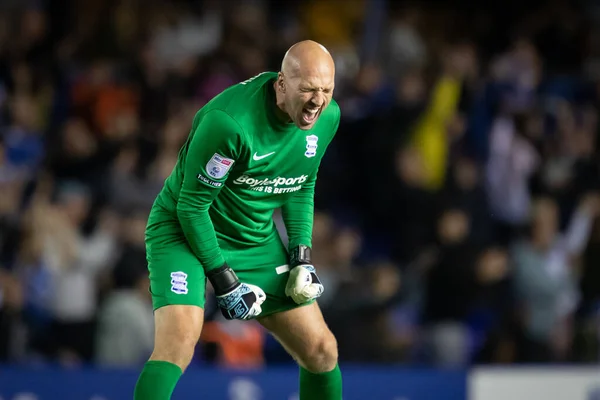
xmin=285 ymin=245 xmax=324 ymax=304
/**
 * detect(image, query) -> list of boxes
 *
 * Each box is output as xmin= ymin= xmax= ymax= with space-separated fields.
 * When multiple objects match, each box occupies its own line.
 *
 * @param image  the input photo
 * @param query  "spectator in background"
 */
xmin=319 ymin=227 xmax=363 ymax=307
xmin=0 ymin=266 xmax=23 ymax=361
xmin=327 ymin=260 xmax=402 ymax=363
xmin=486 ymin=110 xmax=541 ymax=245
xmin=107 ymin=143 xmax=164 ymax=213
xmin=385 ymin=4 xmax=427 ymax=75
xmin=0 ymin=0 xmax=599 ymax=368
xmin=511 ymin=194 xmax=599 ymax=362
xmin=95 ymin=242 xmax=153 ymax=367
xmin=370 ymin=69 xmax=427 ymax=172
xmin=300 ymin=0 xmax=364 ymax=48
xmin=490 ymin=38 xmax=541 ymax=113
xmin=70 ymin=60 xmax=138 ymax=138
xmin=374 ymin=146 xmax=438 ymax=266
xmin=573 ymin=214 xmax=600 ymax=362
xmin=442 ymin=155 xmax=494 ymax=247
xmin=531 ymin=102 xmax=599 ymax=218
xmin=21 ymin=182 xmax=118 ymax=364
xmin=410 ymin=43 xmax=475 ymax=191
xmin=0 ymin=138 xmax=25 ymax=268
xmin=421 ymin=207 xmax=509 ymax=366
xmin=47 ymin=117 xmax=120 ymax=196
xmin=580 ymin=216 xmax=600 ymax=321
xmin=200 ymin=317 xmax=266 ymax=369
xmin=421 ymin=208 xmax=474 ymax=366
xmin=3 ymin=94 xmax=45 ymax=179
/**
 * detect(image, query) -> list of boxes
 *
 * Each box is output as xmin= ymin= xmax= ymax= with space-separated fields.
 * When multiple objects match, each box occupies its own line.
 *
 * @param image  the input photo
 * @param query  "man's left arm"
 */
xmin=281 ymin=105 xmax=341 ymax=304
xmin=282 ymin=104 xmax=340 ymax=250
xmin=281 ymin=168 xmax=324 ymax=305
xmin=281 ymin=169 xmax=317 ymax=251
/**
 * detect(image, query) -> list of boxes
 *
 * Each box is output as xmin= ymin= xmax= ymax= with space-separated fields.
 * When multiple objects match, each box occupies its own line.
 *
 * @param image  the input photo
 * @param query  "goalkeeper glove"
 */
xmin=207 ymin=264 xmax=266 ymax=320
xmin=285 ymin=245 xmax=324 ymax=304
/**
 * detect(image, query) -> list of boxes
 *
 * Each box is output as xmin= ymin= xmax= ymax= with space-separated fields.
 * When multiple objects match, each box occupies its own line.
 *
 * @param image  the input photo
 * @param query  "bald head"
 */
xmin=274 ymin=40 xmax=336 ymax=130
xmin=281 ymin=40 xmax=335 ymax=78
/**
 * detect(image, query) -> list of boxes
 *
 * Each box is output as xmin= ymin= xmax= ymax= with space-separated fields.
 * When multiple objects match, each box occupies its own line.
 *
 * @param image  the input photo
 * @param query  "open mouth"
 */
xmin=302 ymin=106 xmax=320 ymax=124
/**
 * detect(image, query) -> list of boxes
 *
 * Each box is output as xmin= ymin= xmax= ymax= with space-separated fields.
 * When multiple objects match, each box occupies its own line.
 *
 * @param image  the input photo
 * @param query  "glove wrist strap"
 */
xmin=207 ymin=264 xmax=239 ymax=295
xmin=290 ymin=245 xmax=312 ymax=266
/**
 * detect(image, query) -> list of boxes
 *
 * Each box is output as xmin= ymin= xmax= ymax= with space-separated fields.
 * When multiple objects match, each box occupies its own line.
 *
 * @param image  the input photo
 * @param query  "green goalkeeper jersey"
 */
xmin=152 ymin=72 xmax=341 ymax=272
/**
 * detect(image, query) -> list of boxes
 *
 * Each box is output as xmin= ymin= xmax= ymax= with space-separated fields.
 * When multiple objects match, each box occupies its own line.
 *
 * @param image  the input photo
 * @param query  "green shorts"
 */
xmin=145 ymin=205 xmax=303 ymax=318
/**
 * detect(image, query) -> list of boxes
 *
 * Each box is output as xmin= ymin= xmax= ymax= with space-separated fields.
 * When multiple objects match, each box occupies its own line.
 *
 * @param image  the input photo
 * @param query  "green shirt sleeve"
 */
xmin=281 ymin=169 xmax=317 ymax=250
xmin=281 ymin=105 xmax=341 ymax=252
xmin=176 ymin=109 xmax=244 ymax=272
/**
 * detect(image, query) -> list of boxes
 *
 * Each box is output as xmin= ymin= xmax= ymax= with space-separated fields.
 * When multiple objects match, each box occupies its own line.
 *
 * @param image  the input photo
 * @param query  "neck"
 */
xmin=272 ymin=82 xmax=292 ymax=123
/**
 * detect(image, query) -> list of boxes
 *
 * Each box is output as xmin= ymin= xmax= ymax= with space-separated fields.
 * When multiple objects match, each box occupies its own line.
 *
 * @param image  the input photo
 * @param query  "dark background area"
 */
xmin=1 ymin=0 xmax=600 ymax=369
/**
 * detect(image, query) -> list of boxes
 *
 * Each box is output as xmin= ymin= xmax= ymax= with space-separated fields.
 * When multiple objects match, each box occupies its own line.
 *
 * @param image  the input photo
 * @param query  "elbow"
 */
xmin=176 ymin=201 xmax=210 ymax=223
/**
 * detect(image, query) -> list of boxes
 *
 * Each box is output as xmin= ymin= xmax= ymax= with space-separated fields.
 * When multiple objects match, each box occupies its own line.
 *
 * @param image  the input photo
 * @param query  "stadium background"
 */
xmin=0 ymin=0 xmax=600 ymax=398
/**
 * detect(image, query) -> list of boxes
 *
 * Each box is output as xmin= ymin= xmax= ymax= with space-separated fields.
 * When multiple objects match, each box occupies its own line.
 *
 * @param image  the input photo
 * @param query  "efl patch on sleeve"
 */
xmin=197 ymin=174 xmax=223 ymax=188
xmin=205 ymin=153 xmax=234 ymax=179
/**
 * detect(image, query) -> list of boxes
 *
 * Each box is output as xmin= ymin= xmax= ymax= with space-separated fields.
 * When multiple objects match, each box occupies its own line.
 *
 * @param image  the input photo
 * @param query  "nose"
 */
xmin=310 ymin=93 xmax=324 ymax=107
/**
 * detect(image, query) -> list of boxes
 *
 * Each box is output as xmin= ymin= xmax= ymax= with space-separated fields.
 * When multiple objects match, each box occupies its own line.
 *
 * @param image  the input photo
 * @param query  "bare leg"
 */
xmin=133 ymin=305 xmax=204 ymax=400
xmin=259 ymin=302 xmax=342 ymax=400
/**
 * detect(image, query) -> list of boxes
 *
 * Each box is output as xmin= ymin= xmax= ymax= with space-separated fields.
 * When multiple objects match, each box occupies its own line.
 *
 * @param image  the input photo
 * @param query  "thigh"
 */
xmin=151 ymin=305 xmax=205 ymax=370
xmin=224 ymin=237 xmax=301 ymax=318
xmin=146 ymin=206 xmax=207 ymax=311
xmin=257 ymin=301 xmax=333 ymax=360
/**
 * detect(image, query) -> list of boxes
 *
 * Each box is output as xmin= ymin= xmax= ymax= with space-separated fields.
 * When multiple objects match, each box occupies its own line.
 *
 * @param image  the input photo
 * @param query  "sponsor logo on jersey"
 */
xmin=305 ymin=135 xmax=318 ymax=158
xmin=233 ymin=174 xmax=308 ymax=194
xmin=252 ymin=151 xmax=276 ymax=161
xmin=206 ymin=153 xmax=234 ymax=179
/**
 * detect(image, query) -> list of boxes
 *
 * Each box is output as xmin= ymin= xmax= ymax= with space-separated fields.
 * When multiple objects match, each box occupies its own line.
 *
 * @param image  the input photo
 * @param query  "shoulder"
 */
xmin=203 ymin=72 xmax=276 ymax=115
xmin=198 ymin=71 xmax=277 ymax=132
xmin=319 ymin=98 xmax=341 ymax=134
xmin=195 ymin=109 xmax=243 ymax=132
xmin=192 ymin=109 xmax=246 ymax=149
xmin=329 ymin=98 xmax=341 ymax=118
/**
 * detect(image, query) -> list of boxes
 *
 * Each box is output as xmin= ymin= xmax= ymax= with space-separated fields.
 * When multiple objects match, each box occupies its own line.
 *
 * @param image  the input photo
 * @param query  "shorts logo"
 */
xmin=170 ymin=271 xmax=188 ymax=295
xmin=206 ymin=153 xmax=234 ymax=179
xmin=305 ymin=135 xmax=318 ymax=158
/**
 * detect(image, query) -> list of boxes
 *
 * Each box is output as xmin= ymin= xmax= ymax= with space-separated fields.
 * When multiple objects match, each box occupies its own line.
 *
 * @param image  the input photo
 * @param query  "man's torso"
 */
xmin=153 ymin=72 xmax=339 ymax=246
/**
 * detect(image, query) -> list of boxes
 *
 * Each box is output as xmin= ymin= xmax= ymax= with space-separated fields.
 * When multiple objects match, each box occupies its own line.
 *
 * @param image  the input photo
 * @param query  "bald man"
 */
xmin=134 ymin=41 xmax=342 ymax=399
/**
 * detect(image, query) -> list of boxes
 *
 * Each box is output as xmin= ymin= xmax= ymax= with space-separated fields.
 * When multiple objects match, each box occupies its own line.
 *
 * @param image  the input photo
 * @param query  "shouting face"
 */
xmin=275 ymin=41 xmax=335 ymax=130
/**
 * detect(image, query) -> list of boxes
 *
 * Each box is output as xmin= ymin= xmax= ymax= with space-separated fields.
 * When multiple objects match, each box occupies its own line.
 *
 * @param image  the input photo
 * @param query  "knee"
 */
xmin=150 ymin=305 xmax=203 ymax=372
xmin=150 ymin=332 xmax=198 ymax=372
xmin=299 ymin=331 xmax=338 ymax=373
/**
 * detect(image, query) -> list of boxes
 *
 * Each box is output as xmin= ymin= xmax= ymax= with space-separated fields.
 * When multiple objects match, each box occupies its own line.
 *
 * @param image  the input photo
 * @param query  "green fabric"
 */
xmin=299 ymin=364 xmax=343 ymax=400
xmin=150 ymin=71 xmax=340 ymax=272
xmin=133 ymin=360 xmax=182 ymax=400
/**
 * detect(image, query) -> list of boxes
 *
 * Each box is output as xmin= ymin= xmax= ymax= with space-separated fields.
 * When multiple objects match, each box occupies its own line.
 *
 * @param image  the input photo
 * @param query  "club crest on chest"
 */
xmin=305 ymin=135 xmax=318 ymax=158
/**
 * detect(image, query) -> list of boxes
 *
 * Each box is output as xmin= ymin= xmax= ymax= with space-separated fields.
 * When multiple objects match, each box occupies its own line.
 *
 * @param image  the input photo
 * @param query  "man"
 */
xmin=134 ymin=40 xmax=342 ymax=400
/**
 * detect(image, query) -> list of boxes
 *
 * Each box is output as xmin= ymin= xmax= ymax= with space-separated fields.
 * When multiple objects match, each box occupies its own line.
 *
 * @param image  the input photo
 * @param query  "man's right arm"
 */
xmin=176 ymin=109 xmax=243 ymax=272
xmin=176 ymin=109 xmax=267 ymax=320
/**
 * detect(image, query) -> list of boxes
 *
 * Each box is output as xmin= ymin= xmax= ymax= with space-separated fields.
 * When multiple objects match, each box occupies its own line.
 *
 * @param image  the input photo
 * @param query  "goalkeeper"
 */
xmin=134 ymin=40 xmax=342 ymax=400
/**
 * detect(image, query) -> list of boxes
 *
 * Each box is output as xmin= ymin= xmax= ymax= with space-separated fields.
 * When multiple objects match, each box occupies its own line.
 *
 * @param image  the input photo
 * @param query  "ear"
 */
xmin=277 ymin=72 xmax=286 ymax=93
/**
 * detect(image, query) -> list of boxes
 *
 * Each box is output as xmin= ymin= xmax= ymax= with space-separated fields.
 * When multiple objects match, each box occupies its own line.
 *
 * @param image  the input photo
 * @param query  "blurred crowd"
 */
xmin=1 ymin=0 xmax=600 ymax=370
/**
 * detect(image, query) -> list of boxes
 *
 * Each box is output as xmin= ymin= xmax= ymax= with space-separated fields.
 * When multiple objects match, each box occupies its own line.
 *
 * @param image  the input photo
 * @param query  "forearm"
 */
xmin=281 ymin=180 xmax=315 ymax=250
xmin=177 ymin=197 xmax=225 ymax=272
xmin=175 ymin=109 xmax=244 ymax=272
